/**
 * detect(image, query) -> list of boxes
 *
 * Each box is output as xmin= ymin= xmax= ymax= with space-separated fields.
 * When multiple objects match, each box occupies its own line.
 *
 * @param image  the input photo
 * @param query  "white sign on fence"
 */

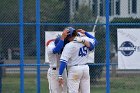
xmin=117 ymin=29 xmax=140 ymax=69
xmin=45 ymin=31 xmax=95 ymax=63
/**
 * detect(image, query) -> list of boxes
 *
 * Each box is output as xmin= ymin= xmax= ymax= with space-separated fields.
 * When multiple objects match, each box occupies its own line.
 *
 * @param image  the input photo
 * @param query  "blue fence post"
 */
xmin=36 ymin=0 xmax=41 ymax=93
xmin=19 ymin=0 xmax=24 ymax=93
xmin=105 ymin=0 xmax=110 ymax=93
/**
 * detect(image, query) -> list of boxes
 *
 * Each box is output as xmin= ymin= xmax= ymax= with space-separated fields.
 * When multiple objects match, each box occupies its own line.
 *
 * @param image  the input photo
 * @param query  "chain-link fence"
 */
xmin=0 ymin=0 xmax=140 ymax=93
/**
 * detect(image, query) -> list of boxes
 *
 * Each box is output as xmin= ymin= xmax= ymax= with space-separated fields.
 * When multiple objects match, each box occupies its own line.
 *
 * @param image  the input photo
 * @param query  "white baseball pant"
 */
xmin=67 ymin=65 xmax=90 ymax=93
xmin=47 ymin=68 xmax=67 ymax=93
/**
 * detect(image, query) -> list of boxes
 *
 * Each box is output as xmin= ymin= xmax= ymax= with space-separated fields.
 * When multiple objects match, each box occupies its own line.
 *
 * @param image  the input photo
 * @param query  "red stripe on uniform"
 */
xmin=46 ymin=39 xmax=55 ymax=46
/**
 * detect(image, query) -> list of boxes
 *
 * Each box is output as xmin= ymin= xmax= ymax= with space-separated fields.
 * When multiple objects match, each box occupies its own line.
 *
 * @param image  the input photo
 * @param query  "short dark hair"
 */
xmin=66 ymin=27 xmax=76 ymax=38
xmin=71 ymin=30 xmax=78 ymax=37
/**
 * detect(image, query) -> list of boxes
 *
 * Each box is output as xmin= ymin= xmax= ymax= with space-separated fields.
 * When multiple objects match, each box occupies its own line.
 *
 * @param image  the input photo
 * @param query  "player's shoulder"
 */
xmin=82 ymin=36 xmax=95 ymax=43
xmin=82 ymin=36 xmax=90 ymax=40
xmin=46 ymin=39 xmax=55 ymax=46
xmin=47 ymin=41 xmax=55 ymax=50
xmin=64 ymin=42 xmax=72 ymax=47
xmin=64 ymin=42 xmax=75 ymax=49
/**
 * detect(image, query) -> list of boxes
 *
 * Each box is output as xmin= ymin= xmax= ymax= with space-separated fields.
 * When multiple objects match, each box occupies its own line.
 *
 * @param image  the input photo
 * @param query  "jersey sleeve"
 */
xmin=82 ymin=37 xmax=96 ymax=51
xmin=59 ymin=43 xmax=75 ymax=76
xmin=85 ymin=32 xmax=98 ymax=46
xmin=83 ymin=37 xmax=95 ymax=45
xmin=47 ymin=40 xmax=64 ymax=54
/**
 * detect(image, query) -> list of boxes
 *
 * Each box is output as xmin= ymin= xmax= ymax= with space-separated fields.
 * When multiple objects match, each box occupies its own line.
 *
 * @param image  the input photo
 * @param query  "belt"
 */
xmin=52 ymin=68 xmax=56 ymax=70
xmin=73 ymin=64 xmax=87 ymax=66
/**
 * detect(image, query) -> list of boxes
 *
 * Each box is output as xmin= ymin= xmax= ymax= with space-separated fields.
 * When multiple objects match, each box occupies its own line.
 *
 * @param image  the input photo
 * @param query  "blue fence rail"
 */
xmin=19 ymin=0 xmax=24 ymax=93
xmin=0 ymin=0 xmax=140 ymax=93
xmin=0 ymin=0 xmax=112 ymax=92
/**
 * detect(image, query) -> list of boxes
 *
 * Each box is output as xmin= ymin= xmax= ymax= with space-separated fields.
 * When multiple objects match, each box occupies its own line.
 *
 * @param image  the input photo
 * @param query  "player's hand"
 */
xmin=58 ymin=76 xmax=64 ymax=87
xmin=76 ymin=29 xmax=86 ymax=34
xmin=61 ymin=29 xmax=69 ymax=40
xmin=74 ymin=37 xmax=85 ymax=43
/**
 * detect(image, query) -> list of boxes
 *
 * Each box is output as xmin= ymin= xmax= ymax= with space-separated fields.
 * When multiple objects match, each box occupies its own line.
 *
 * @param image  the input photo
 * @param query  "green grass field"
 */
xmin=1 ymin=74 xmax=140 ymax=93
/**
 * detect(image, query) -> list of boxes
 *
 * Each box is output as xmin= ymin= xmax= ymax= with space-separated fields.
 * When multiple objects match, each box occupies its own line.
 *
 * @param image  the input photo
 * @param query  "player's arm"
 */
xmin=52 ymin=38 xmax=64 ymax=54
xmin=76 ymin=29 xmax=98 ymax=46
xmin=85 ymin=32 xmax=98 ymax=47
xmin=83 ymin=39 xmax=94 ymax=51
xmin=58 ymin=44 xmax=72 ymax=76
xmin=74 ymin=37 xmax=95 ymax=51
xmin=58 ymin=44 xmax=73 ymax=85
xmin=53 ymin=30 xmax=68 ymax=54
xmin=58 ymin=59 xmax=67 ymax=77
xmin=58 ymin=59 xmax=67 ymax=86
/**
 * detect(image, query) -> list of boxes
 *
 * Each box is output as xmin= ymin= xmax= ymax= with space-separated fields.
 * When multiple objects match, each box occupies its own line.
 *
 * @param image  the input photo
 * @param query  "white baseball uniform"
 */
xmin=47 ymin=41 xmax=67 ymax=93
xmin=60 ymin=36 xmax=95 ymax=93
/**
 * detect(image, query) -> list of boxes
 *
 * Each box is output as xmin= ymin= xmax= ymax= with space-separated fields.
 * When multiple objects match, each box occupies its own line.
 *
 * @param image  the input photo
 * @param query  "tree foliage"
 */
xmin=0 ymin=0 xmax=67 ymax=57
xmin=70 ymin=6 xmax=96 ymax=31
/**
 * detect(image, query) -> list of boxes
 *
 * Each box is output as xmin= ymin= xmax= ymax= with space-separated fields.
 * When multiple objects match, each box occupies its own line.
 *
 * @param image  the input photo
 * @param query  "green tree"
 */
xmin=0 ymin=0 xmax=19 ymax=23
xmin=0 ymin=0 xmax=67 ymax=57
xmin=40 ymin=0 xmax=66 ymax=30
xmin=71 ymin=6 xmax=96 ymax=31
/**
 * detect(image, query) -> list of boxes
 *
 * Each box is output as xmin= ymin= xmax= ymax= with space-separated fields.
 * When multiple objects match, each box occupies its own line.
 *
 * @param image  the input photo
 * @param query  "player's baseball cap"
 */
xmin=65 ymin=27 xmax=76 ymax=38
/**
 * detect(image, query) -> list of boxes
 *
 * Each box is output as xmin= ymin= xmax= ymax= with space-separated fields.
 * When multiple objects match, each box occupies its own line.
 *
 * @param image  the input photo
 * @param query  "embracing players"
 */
xmin=58 ymin=28 xmax=98 ymax=93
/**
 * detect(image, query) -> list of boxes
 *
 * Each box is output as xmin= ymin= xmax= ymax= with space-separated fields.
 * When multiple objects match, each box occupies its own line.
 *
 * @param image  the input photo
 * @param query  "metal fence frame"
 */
xmin=0 ymin=0 xmax=139 ymax=93
xmin=0 ymin=0 xmax=111 ymax=93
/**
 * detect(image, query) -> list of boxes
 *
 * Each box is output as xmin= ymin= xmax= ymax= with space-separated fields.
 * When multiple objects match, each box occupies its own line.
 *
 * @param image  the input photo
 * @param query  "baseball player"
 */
xmin=46 ymin=29 xmax=69 ymax=93
xmin=58 ymin=28 xmax=98 ymax=93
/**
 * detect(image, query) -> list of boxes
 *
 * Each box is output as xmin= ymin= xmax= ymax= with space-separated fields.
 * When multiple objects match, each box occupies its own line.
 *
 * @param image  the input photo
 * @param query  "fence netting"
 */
xmin=0 ymin=0 xmax=140 ymax=93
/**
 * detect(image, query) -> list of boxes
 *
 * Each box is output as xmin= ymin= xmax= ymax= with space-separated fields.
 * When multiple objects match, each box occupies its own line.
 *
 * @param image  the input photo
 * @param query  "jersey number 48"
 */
xmin=78 ymin=46 xmax=87 ymax=57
